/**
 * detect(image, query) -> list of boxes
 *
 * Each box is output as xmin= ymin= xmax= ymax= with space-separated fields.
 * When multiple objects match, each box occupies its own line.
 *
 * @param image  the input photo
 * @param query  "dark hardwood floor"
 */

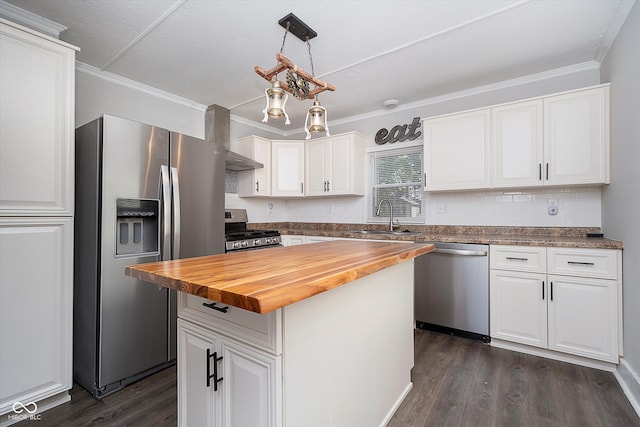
xmin=14 ymin=329 xmax=639 ymax=427
xmin=388 ymin=330 xmax=639 ymax=427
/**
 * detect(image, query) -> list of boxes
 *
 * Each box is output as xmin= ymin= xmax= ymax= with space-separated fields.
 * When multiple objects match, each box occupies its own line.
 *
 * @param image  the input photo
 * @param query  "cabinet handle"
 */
xmin=301 ymin=182 xmax=304 ymax=194
xmin=327 ymin=181 xmax=330 ymax=192
xmin=538 ymin=163 xmax=542 ymax=181
xmin=550 ymin=282 xmax=553 ymax=301
xmin=506 ymin=256 xmax=529 ymax=261
xmin=324 ymin=181 xmax=327 ymax=192
xmin=542 ymin=281 xmax=545 ymax=300
xmin=546 ymin=163 xmax=549 ymax=180
xmin=206 ymin=349 xmax=224 ymax=391
xmin=567 ymin=261 xmax=595 ymax=266
xmin=256 ymin=181 xmax=259 ymax=192
xmin=202 ymin=301 xmax=229 ymax=313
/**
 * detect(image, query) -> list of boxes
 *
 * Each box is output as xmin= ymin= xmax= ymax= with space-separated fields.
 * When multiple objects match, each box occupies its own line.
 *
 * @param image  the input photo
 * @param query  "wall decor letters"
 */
xmin=375 ymin=117 xmax=422 ymax=145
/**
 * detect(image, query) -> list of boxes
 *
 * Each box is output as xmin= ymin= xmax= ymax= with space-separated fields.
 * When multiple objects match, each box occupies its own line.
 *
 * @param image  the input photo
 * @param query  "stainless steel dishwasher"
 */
xmin=414 ymin=242 xmax=490 ymax=342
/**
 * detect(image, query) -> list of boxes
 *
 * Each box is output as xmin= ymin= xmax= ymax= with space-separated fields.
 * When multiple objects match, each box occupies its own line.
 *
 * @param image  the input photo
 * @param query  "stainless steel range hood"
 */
xmin=205 ymin=104 xmax=263 ymax=171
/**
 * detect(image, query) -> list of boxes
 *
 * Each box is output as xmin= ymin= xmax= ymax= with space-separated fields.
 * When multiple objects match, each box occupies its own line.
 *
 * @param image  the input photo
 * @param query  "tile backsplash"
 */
xmin=427 ymin=186 xmax=601 ymax=226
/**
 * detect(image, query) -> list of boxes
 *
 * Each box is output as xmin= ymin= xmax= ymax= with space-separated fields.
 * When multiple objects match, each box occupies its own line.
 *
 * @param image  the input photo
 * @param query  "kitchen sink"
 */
xmin=347 ymin=229 xmax=421 ymax=236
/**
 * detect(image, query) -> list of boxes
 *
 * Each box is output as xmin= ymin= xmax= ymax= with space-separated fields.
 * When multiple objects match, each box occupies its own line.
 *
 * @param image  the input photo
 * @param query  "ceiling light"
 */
xmin=255 ymin=13 xmax=335 ymax=138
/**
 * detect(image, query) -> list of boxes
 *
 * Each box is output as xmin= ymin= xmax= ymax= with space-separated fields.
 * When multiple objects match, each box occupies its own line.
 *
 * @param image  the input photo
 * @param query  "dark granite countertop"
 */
xmin=248 ymin=223 xmax=624 ymax=249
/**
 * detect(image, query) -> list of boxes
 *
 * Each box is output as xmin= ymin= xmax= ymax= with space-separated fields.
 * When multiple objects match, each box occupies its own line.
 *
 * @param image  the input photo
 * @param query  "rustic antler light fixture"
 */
xmin=255 ymin=13 xmax=335 ymax=139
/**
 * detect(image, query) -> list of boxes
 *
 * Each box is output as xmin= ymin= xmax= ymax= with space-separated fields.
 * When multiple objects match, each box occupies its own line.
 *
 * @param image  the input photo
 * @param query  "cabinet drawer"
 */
xmin=178 ymin=293 xmax=282 ymax=354
xmin=547 ymin=248 xmax=618 ymax=279
xmin=490 ymin=245 xmax=546 ymax=272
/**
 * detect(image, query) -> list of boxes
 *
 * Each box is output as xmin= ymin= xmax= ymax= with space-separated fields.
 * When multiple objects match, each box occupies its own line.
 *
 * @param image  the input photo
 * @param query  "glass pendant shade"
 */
xmin=262 ymin=80 xmax=290 ymax=124
xmin=304 ymin=100 xmax=330 ymax=140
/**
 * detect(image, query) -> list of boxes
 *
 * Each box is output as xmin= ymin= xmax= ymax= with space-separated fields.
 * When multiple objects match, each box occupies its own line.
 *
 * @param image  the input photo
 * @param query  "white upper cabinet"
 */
xmin=424 ymin=84 xmax=610 ymax=192
xmin=0 ymin=21 xmax=78 ymax=216
xmin=543 ymin=86 xmax=610 ymax=186
xmin=271 ymin=141 xmax=305 ymax=197
xmin=305 ymin=132 xmax=365 ymax=197
xmin=235 ymin=136 xmax=272 ymax=197
xmin=492 ymin=100 xmax=544 ymax=188
xmin=423 ymin=109 xmax=491 ymax=191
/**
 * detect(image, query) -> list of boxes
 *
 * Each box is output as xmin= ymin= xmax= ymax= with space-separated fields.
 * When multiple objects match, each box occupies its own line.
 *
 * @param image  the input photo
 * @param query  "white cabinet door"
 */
xmin=490 ymin=270 xmax=547 ymax=348
xmin=304 ymin=140 xmax=328 ymax=196
xmin=0 ymin=218 xmax=73 ymax=414
xmin=235 ymin=136 xmax=271 ymax=197
xmin=0 ymin=22 xmax=76 ymax=216
xmin=178 ymin=319 xmax=219 ymax=427
xmin=178 ymin=319 xmax=281 ymax=427
xmin=492 ymin=100 xmax=544 ymax=188
xmin=423 ymin=109 xmax=490 ymax=191
xmin=271 ymin=142 xmax=304 ymax=197
xmin=327 ymin=134 xmax=365 ymax=196
xmin=547 ymin=275 xmax=618 ymax=362
xmin=305 ymin=132 xmax=365 ymax=197
xmin=544 ymin=86 xmax=609 ymax=185
xmin=220 ymin=339 xmax=281 ymax=427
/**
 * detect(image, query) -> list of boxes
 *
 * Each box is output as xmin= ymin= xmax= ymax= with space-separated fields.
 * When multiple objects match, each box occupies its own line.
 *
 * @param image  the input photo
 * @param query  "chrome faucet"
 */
xmin=376 ymin=199 xmax=396 ymax=231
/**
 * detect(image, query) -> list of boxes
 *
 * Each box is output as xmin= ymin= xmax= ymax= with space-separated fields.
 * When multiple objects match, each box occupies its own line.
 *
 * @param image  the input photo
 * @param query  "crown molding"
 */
xmin=230 ymin=114 xmax=289 ymax=137
xmin=594 ymin=0 xmax=636 ymax=62
xmin=0 ymin=0 xmax=66 ymax=38
xmin=330 ymin=60 xmax=601 ymax=127
xmin=76 ymin=61 xmax=207 ymax=112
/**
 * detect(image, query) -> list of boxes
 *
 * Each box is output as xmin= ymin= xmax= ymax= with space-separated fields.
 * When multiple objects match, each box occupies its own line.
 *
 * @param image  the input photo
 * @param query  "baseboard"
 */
xmin=615 ymin=358 xmax=640 ymax=418
xmin=380 ymin=382 xmax=413 ymax=427
xmin=0 ymin=391 xmax=70 ymax=427
xmin=490 ymin=338 xmax=618 ymax=372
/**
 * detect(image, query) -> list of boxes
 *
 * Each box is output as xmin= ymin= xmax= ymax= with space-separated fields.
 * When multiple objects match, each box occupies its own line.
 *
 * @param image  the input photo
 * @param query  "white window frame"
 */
xmin=367 ymin=143 xmax=424 ymax=224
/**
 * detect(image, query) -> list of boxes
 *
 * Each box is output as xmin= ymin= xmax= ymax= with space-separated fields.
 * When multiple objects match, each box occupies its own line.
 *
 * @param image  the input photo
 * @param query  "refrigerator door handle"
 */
xmin=170 ymin=167 xmax=181 ymax=260
xmin=160 ymin=165 xmax=171 ymax=261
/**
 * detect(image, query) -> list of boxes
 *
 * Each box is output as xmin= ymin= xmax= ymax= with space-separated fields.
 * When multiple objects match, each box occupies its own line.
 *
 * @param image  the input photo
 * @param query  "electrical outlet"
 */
xmin=547 ymin=198 xmax=559 ymax=215
xmin=437 ymin=203 xmax=448 ymax=214
xmin=327 ymin=204 xmax=333 ymax=214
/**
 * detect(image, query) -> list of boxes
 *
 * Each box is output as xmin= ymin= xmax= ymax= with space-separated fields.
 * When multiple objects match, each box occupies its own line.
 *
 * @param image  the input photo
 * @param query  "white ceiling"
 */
xmin=1 ymin=0 xmax=635 ymax=132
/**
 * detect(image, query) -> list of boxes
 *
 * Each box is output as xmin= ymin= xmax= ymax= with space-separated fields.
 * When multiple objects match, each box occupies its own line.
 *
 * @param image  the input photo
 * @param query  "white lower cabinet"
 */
xmin=546 ymin=275 xmax=618 ymax=361
xmin=177 ymin=319 xmax=281 ymax=427
xmin=490 ymin=269 xmax=547 ymax=348
xmin=490 ymin=245 xmax=621 ymax=364
xmin=0 ymin=218 xmax=73 ymax=416
xmin=177 ymin=260 xmax=415 ymax=427
xmin=281 ymin=235 xmax=333 ymax=246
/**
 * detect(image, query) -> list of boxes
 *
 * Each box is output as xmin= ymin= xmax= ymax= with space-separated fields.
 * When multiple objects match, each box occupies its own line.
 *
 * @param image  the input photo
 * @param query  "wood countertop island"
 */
xmin=126 ymin=240 xmax=434 ymax=427
xmin=125 ymin=239 xmax=434 ymax=314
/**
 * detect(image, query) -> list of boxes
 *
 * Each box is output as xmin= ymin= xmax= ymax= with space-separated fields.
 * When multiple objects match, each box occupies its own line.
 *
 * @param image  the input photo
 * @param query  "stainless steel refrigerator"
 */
xmin=74 ymin=114 xmax=225 ymax=398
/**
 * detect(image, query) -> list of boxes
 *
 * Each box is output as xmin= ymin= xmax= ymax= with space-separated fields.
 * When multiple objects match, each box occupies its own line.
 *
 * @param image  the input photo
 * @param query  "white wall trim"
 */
xmin=75 ymin=61 xmax=207 ymax=111
xmin=595 ymin=0 xmax=637 ymax=63
xmin=330 ymin=61 xmax=601 ymax=127
xmin=615 ymin=358 xmax=640 ymax=418
xmin=0 ymin=0 xmax=66 ymax=38
xmin=230 ymin=114 xmax=288 ymax=137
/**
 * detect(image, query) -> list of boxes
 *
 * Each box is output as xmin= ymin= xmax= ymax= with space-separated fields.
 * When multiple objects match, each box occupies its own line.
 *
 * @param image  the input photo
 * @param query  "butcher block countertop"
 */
xmin=126 ymin=240 xmax=434 ymax=314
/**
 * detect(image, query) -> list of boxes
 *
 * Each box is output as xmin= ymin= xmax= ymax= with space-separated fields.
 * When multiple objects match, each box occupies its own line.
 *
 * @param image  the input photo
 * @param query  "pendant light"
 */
xmin=255 ymin=13 xmax=335 ymax=133
xmin=262 ymin=80 xmax=290 ymax=124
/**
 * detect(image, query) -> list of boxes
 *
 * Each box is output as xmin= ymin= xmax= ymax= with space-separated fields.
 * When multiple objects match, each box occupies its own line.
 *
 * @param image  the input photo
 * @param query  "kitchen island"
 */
xmin=126 ymin=240 xmax=434 ymax=427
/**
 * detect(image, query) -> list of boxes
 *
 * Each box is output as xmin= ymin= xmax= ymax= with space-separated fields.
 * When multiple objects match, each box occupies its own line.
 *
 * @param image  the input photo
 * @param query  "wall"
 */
xmin=601 ymin=1 xmax=640 ymax=414
xmin=234 ymin=64 xmax=603 ymax=225
xmin=76 ymin=65 xmax=205 ymax=137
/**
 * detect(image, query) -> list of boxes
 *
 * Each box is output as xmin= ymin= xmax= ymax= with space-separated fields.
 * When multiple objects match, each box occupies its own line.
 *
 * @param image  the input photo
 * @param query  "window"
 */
xmin=369 ymin=146 xmax=424 ymax=223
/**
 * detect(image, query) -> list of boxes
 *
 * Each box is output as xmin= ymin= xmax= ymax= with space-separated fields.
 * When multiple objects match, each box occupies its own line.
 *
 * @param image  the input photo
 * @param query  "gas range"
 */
xmin=224 ymin=209 xmax=282 ymax=252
